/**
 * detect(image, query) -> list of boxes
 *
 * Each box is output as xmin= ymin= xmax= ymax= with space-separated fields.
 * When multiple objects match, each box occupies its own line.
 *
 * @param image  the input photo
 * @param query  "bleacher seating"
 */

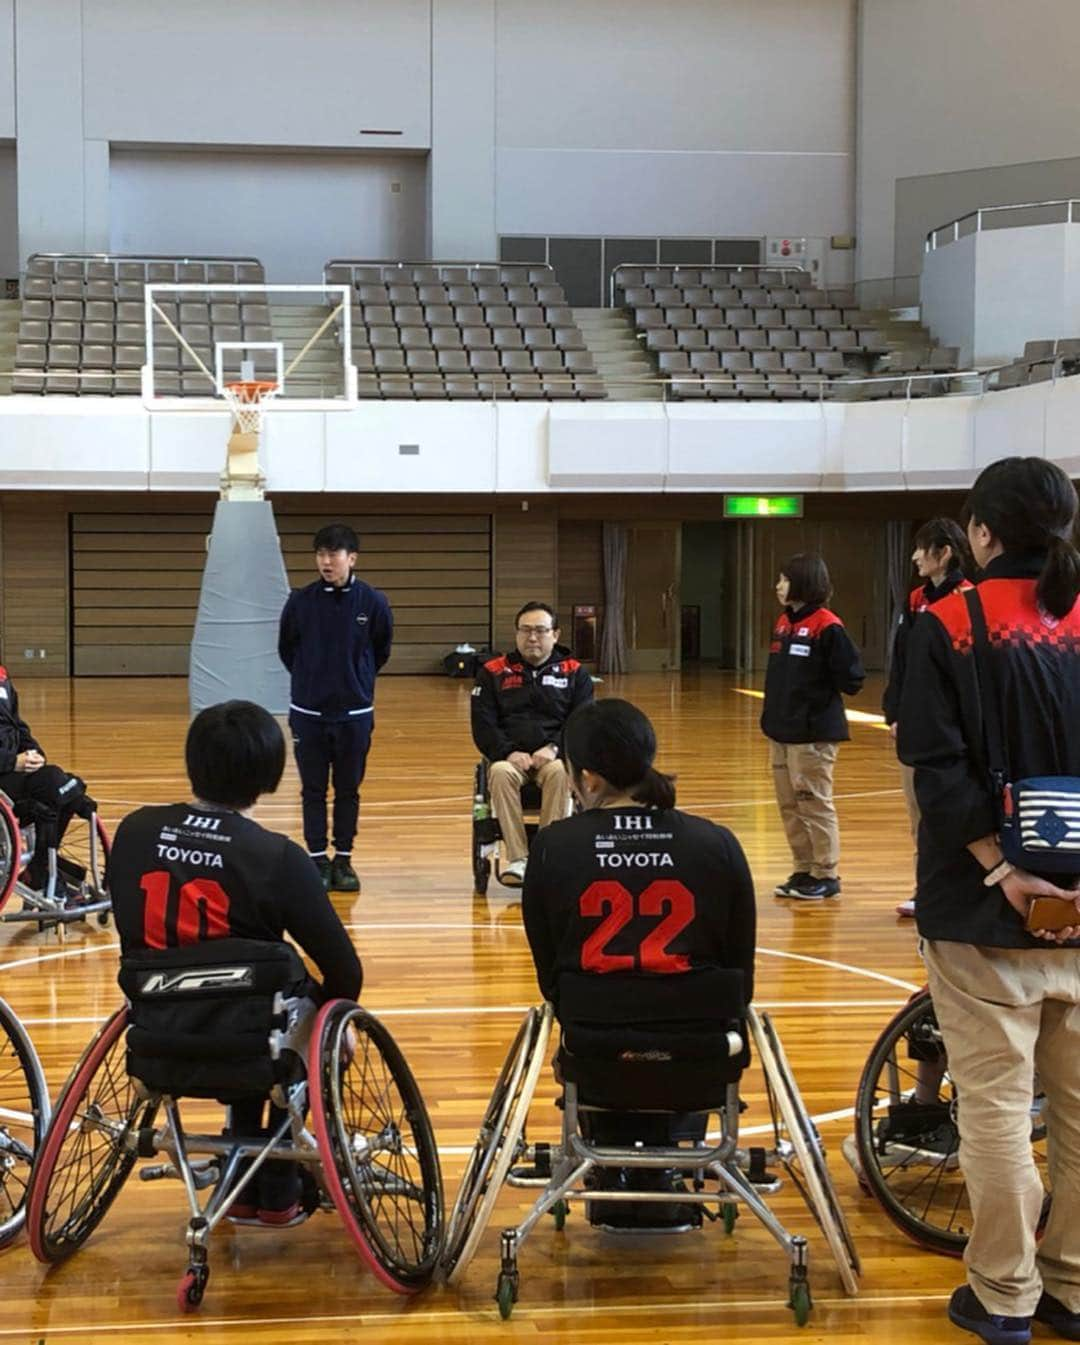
xmin=13 ymin=254 xmax=268 ymax=396
xmin=324 ymin=261 xmax=605 ymax=400
xmin=991 ymin=338 xmax=1080 ymax=391
xmin=614 ymin=265 xmax=930 ymax=400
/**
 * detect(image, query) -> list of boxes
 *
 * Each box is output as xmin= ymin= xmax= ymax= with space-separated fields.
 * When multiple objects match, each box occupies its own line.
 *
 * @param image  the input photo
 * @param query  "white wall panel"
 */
xmin=0 ymin=1 xmax=14 ymax=138
xmin=903 ymin=397 xmax=978 ymax=488
xmin=110 ymin=149 xmax=427 ymax=282
xmin=496 ymin=149 xmax=851 ymax=239
xmin=921 ymin=234 xmax=978 ymax=366
xmin=0 ymin=401 xmax=148 ymax=487
xmin=667 ymin=405 xmax=824 ymax=489
xmin=82 ymin=0 xmax=430 ymax=148
xmin=325 ymin=404 xmax=497 ymax=493
xmin=496 ymin=0 xmax=853 ymax=152
xmin=4 ymin=379 xmax=1080 ymax=496
xmin=975 ymin=381 xmax=1047 ymax=470
xmin=822 ymin=401 xmax=902 ymax=489
xmin=548 ymin=405 xmax=667 ymax=488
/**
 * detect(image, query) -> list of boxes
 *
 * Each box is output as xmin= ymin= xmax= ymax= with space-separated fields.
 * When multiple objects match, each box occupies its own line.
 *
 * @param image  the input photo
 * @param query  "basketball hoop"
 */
xmin=222 ymin=380 xmax=279 ymax=435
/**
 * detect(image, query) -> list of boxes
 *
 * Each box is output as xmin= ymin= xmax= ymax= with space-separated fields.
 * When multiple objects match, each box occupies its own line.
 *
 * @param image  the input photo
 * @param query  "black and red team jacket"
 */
xmin=882 ymin=568 xmax=972 ymax=725
xmin=0 ymin=667 xmax=43 ymax=775
xmin=760 ymin=605 xmax=865 ymax=744
xmin=898 ymin=551 xmax=1080 ymax=949
xmin=471 ymin=645 xmax=594 ymax=760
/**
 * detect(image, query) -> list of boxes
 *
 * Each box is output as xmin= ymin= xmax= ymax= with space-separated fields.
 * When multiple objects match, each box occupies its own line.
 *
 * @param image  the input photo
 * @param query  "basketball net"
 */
xmin=222 ymin=379 xmax=279 ymax=436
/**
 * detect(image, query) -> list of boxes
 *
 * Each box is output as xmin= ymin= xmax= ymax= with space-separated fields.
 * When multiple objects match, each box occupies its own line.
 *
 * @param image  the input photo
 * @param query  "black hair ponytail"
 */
xmin=1040 ymin=533 xmax=1080 ymax=619
xmin=563 ymin=698 xmax=677 ymax=809
xmin=967 ymin=457 xmax=1080 ymax=618
xmin=630 ymin=765 xmax=677 ymax=810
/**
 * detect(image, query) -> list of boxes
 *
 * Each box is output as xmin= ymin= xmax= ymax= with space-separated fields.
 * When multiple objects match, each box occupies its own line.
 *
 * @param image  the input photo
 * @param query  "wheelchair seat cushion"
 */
xmin=119 ymin=937 xmax=311 ymax=1099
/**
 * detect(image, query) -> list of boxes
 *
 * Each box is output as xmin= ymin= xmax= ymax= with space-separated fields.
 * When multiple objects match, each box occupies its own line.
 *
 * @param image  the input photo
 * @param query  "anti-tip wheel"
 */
xmin=177 ymin=1265 xmax=208 ymax=1313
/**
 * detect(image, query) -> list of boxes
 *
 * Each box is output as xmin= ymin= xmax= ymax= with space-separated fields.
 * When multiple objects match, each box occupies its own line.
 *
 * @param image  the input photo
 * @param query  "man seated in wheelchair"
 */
xmin=522 ymin=698 xmax=756 ymax=1229
xmin=108 ymin=700 xmax=362 ymax=1226
xmin=0 ymin=662 xmax=98 ymax=897
xmin=471 ymin=601 xmax=593 ymax=887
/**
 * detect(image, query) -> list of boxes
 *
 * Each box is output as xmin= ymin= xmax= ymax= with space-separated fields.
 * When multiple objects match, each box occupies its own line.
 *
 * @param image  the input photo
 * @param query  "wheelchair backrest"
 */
xmin=555 ymin=966 xmax=747 ymax=1064
xmin=118 ymin=937 xmax=310 ymax=1099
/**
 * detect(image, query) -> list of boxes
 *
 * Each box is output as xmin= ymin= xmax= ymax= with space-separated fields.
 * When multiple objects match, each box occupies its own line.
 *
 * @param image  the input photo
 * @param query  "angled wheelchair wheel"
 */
xmin=0 ymin=795 xmax=22 ymax=914
xmin=853 ymin=989 xmax=1049 ymax=1256
xmin=27 ymin=1008 xmax=154 ymax=1263
xmin=310 ymin=1000 xmax=444 ymax=1294
xmin=57 ymin=811 xmax=112 ymax=900
xmin=753 ymin=1008 xmax=860 ymax=1297
xmin=0 ymin=996 xmax=49 ymax=1248
xmin=441 ymin=1003 xmax=552 ymax=1284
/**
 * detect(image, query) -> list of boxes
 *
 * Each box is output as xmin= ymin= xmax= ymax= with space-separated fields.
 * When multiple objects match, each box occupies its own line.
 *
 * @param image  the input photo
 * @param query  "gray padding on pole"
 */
xmin=189 ymin=500 xmax=291 ymax=715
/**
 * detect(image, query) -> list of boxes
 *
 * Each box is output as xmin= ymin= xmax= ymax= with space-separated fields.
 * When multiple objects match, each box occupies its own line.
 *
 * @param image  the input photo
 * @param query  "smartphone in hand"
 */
xmin=1025 ymin=895 xmax=1080 ymax=932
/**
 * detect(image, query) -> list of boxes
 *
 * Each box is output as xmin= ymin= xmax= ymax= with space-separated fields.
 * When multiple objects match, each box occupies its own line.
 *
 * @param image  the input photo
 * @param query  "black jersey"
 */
xmin=109 ymin=802 xmax=362 ymax=1000
xmin=521 ymin=806 xmax=756 ymax=1010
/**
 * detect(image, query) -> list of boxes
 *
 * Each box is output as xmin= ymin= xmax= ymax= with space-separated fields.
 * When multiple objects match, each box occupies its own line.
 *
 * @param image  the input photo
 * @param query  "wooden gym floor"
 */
xmin=0 ymin=670 xmax=964 ymax=1344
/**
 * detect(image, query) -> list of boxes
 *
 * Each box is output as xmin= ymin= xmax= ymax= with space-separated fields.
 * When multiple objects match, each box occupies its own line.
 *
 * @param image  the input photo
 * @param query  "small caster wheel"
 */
xmin=97 ymin=910 xmax=110 ymax=927
xmin=178 ymin=1265 xmax=209 ymax=1313
xmin=789 ymin=1280 xmax=811 ymax=1327
xmin=551 ymin=1198 xmax=567 ymax=1231
xmin=722 ymin=1201 xmax=737 ymax=1234
xmin=496 ymin=1273 xmax=516 ymax=1320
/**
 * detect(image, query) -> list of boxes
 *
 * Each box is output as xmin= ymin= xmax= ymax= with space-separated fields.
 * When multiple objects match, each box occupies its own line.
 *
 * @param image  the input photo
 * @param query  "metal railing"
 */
xmin=609 ymin=262 xmax=811 ymax=308
xmin=926 ymin=199 xmax=1080 ymax=251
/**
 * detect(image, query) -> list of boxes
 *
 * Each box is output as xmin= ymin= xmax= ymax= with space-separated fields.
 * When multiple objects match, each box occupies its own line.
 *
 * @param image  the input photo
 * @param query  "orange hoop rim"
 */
xmin=223 ymin=379 xmax=279 ymax=403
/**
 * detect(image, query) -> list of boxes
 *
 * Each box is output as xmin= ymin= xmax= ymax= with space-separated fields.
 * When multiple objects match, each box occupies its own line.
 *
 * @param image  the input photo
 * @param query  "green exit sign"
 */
xmin=723 ymin=494 xmax=804 ymax=519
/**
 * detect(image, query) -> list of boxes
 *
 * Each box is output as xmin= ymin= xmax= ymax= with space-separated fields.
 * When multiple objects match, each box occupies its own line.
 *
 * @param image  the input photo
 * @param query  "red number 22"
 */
xmin=580 ymin=879 xmax=694 ymax=974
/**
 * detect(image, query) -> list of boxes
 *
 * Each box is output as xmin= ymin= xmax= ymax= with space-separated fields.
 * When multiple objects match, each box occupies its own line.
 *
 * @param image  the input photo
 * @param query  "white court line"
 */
xmin=0 ymin=1291 xmax=954 ymax=1338
xmin=20 ymin=999 xmax=903 ymax=1029
xmin=758 ymin=946 xmax=919 ymax=993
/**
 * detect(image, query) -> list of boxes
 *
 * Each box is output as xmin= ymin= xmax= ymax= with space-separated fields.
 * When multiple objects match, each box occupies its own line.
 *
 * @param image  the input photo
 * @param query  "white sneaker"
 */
xmin=841 ymin=1135 xmax=868 ymax=1191
xmin=499 ymin=858 xmax=527 ymax=888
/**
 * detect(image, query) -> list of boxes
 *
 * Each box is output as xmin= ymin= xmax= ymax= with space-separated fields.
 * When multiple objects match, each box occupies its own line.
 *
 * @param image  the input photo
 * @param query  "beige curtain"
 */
xmin=599 ymin=522 xmax=628 ymax=673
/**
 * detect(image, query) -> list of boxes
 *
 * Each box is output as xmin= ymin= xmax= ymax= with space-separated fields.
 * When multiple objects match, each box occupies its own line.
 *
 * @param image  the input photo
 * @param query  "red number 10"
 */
xmin=140 ymin=870 xmax=232 ymax=949
xmin=580 ymin=879 xmax=695 ymax=974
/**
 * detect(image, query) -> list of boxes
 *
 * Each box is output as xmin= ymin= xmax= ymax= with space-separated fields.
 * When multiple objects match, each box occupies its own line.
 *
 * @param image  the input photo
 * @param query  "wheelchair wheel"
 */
xmin=753 ymin=1008 xmax=860 ymax=1297
xmin=853 ymin=989 xmax=1048 ymax=1256
xmin=441 ymin=1003 xmax=552 ymax=1284
xmin=57 ymin=811 xmax=111 ymax=900
xmin=27 ymin=1008 xmax=154 ymax=1263
xmin=0 ymin=996 xmax=49 ymax=1248
xmin=0 ymin=795 xmax=22 ymax=914
xmin=309 ymin=1000 xmax=444 ymax=1294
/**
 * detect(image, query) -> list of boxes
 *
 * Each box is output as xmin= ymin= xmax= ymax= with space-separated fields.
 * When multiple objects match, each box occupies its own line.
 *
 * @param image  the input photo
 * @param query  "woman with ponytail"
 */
xmin=884 ymin=518 xmax=974 ymax=917
xmin=897 ymin=456 xmax=1080 ymax=1343
xmin=521 ymin=697 xmax=755 ymax=1014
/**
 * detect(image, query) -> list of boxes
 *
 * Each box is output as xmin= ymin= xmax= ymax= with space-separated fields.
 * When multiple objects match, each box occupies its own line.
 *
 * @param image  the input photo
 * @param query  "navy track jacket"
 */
xmin=278 ymin=576 xmax=393 ymax=722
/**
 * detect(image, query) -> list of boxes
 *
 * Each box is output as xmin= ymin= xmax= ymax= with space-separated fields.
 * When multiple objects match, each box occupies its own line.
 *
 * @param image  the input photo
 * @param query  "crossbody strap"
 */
xmin=963 ymin=586 xmax=1009 ymax=792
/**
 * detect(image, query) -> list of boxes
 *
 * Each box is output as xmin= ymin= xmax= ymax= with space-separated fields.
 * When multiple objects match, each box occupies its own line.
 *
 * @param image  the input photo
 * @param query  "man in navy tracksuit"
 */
xmin=278 ymin=524 xmax=393 ymax=893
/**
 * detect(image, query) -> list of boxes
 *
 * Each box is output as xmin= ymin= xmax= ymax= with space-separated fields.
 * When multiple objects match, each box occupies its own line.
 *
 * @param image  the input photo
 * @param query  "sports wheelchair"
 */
xmin=850 ymin=987 xmax=1049 ymax=1256
xmin=471 ymin=760 xmax=570 ymax=895
xmin=0 ymin=995 xmax=49 ymax=1248
xmin=25 ymin=938 xmax=444 ymax=1310
xmin=440 ymin=970 xmax=860 ymax=1325
xmin=0 ymin=785 xmax=111 ymax=932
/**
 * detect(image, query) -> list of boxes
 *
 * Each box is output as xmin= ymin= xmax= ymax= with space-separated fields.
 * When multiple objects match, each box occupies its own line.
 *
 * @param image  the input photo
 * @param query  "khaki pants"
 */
xmin=900 ymin=758 xmax=920 ymax=877
xmin=923 ymin=938 xmax=1080 ymax=1316
xmin=488 ymin=758 xmax=571 ymax=864
xmin=768 ymin=739 xmax=839 ymax=879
